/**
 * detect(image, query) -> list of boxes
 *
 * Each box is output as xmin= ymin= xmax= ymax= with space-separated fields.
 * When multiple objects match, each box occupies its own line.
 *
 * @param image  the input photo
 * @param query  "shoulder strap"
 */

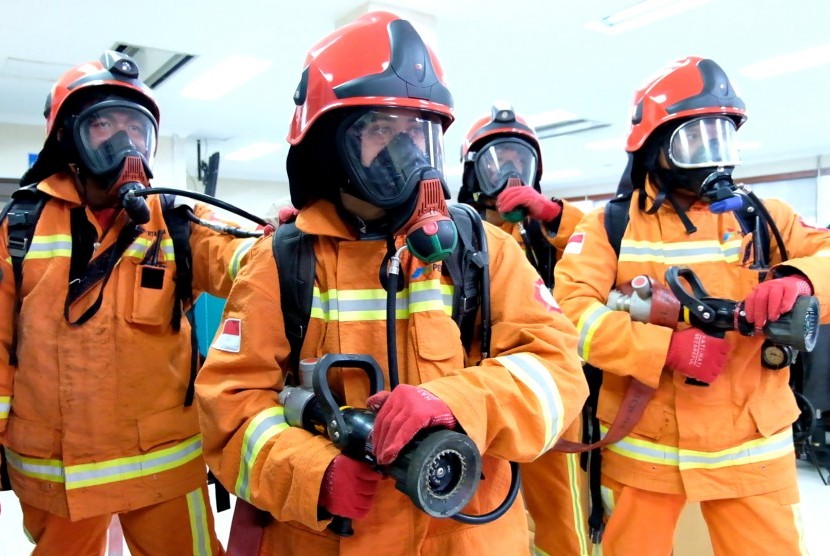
xmin=447 ymin=204 xmax=489 ymax=355
xmin=3 ymin=185 xmax=48 ymax=366
xmin=160 ymin=194 xmax=200 ymax=406
xmin=733 ymin=201 xmax=771 ymax=267
xmin=603 ymin=192 xmax=633 ymax=258
xmin=517 ymin=219 xmax=556 ymax=289
xmin=273 ymin=221 xmax=315 ymax=379
xmin=161 ymin=194 xmax=194 ymax=325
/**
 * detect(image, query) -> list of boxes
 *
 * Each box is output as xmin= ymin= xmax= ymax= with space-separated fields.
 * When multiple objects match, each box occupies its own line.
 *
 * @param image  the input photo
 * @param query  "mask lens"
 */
xmin=473 ymin=138 xmax=537 ymax=197
xmin=76 ymin=101 xmax=157 ymax=174
xmin=341 ymin=108 xmax=445 ymax=207
xmin=668 ymin=116 xmax=740 ymax=169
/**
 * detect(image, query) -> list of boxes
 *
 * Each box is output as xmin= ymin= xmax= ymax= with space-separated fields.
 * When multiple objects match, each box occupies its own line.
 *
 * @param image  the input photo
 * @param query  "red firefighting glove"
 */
xmin=665 ymin=327 xmax=731 ymax=384
xmin=495 ymin=186 xmax=562 ymax=222
xmin=744 ymin=275 xmax=813 ymax=330
xmin=367 ymin=385 xmax=457 ymax=465
xmin=278 ymin=206 xmax=299 ymax=224
xmin=318 ymin=454 xmax=383 ymax=520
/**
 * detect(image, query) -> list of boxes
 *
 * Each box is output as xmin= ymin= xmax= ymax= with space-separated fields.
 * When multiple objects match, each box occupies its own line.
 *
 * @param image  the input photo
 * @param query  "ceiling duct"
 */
xmin=111 ymin=43 xmax=195 ymax=88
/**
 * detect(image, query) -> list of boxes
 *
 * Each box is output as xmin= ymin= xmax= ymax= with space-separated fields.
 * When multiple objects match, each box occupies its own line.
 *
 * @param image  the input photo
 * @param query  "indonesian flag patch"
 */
xmin=212 ymin=318 xmax=242 ymax=353
xmin=564 ymin=232 xmax=585 ymax=255
xmin=533 ymin=278 xmax=561 ymax=312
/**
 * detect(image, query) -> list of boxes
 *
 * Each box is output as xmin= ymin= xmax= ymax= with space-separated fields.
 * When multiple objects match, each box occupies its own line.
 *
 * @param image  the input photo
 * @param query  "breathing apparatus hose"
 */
xmin=128 ymin=186 xmax=270 ymax=236
xmin=384 ymin=242 xmax=518 ymax=525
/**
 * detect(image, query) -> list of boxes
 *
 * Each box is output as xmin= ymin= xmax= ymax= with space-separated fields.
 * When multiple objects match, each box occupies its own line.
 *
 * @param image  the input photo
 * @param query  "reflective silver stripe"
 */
xmin=6 ymin=436 xmax=204 ymax=488
xmin=495 ymin=353 xmax=564 ymax=453
xmin=576 ymin=302 xmax=613 ymax=361
xmin=310 ymin=280 xmax=453 ymax=322
xmin=678 ymin=429 xmax=794 ymax=470
xmin=236 ymin=407 xmax=289 ymax=502
xmin=228 ymin=238 xmax=256 ymax=281
xmin=814 ymin=249 xmax=830 ymax=258
xmin=124 ymin=237 xmax=152 ymax=259
xmin=161 ymin=238 xmax=175 ymax=262
xmin=186 ymin=487 xmax=212 ymax=556
xmin=0 ymin=395 xmax=9 ymax=419
xmin=601 ymin=425 xmax=794 ymax=469
xmin=619 ymin=238 xmax=742 ymax=264
xmin=5 ymin=449 xmax=65 ymax=482
xmin=65 ymin=435 xmax=203 ymax=489
xmin=24 ymin=235 xmax=72 ymax=260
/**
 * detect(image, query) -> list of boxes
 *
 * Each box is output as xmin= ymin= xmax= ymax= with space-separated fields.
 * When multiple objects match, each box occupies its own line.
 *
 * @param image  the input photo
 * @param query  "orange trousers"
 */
xmin=21 ymin=484 xmax=225 ymax=556
xmin=600 ymin=475 xmax=808 ymax=556
xmin=522 ymin=417 xmax=590 ymax=556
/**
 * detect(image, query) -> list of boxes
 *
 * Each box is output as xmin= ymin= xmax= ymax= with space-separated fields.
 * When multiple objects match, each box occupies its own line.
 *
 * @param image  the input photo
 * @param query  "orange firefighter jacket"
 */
xmin=195 ymin=198 xmax=588 ymax=555
xmin=553 ymin=181 xmax=830 ymax=501
xmin=0 ymin=172 xmax=256 ymax=520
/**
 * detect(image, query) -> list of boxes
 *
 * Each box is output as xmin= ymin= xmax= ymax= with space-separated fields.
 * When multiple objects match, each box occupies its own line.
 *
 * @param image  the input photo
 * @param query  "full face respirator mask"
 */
xmin=340 ymin=108 xmax=457 ymax=263
xmin=653 ymin=116 xmax=743 ymax=214
xmin=71 ymin=100 xmax=158 ymax=223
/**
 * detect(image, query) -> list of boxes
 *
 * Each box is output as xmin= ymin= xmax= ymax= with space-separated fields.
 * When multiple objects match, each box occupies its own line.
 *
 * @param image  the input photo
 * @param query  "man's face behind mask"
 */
xmin=74 ymin=100 xmax=158 ymax=176
xmin=340 ymin=108 xmax=445 ymax=208
xmin=667 ymin=116 xmax=740 ymax=170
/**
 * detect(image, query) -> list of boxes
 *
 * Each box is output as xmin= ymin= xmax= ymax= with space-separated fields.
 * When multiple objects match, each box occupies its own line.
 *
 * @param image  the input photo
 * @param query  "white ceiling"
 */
xmin=3 ymin=0 xmax=829 ymax=200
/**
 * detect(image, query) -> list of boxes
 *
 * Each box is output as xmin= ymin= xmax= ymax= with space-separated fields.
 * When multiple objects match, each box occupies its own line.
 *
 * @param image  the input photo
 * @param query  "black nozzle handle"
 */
xmin=328 ymin=515 xmax=354 ymax=537
xmin=312 ymin=354 xmax=385 ymax=450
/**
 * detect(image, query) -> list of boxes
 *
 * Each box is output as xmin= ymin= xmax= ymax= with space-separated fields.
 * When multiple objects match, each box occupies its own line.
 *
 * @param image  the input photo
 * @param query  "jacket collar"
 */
xmin=295 ymin=199 xmax=357 ymax=240
xmin=37 ymin=172 xmax=83 ymax=205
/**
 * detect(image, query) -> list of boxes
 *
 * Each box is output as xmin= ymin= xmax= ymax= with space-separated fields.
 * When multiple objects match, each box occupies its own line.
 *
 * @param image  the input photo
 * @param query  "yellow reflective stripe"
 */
xmin=228 ymin=238 xmax=256 ymax=281
xmin=64 ymin=435 xmax=203 ymax=489
xmin=678 ymin=429 xmax=794 ymax=470
xmin=534 ymin=547 xmax=551 ymax=556
xmin=792 ymin=503 xmax=810 ymax=555
xmin=567 ymin=452 xmax=590 ymax=554
xmin=124 ymin=237 xmax=153 ymax=259
xmin=600 ymin=484 xmax=615 ymax=514
xmin=24 ymin=234 xmax=72 ymax=259
xmin=0 ymin=395 xmax=10 ymax=419
xmin=186 ymin=487 xmax=212 ymax=556
xmin=236 ymin=407 xmax=289 ymax=502
xmin=161 ymin=238 xmax=175 ymax=261
xmin=310 ymin=280 xmax=454 ymax=322
xmin=619 ymin=238 xmax=742 ymax=264
xmin=576 ymin=303 xmax=613 ymax=361
xmin=4 ymin=449 xmax=65 ymax=482
xmin=495 ymin=353 xmax=564 ymax=453
xmin=601 ymin=425 xmax=794 ymax=469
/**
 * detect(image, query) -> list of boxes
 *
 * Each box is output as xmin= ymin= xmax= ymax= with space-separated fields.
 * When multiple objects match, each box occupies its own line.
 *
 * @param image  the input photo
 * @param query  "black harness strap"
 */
xmin=3 ymin=186 xmax=48 ymax=366
xmin=63 ymin=218 xmax=142 ymax=326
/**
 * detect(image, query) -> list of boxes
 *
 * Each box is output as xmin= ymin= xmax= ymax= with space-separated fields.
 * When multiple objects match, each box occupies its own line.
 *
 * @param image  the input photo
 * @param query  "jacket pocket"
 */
xmin=7 ymin=416 xmax=61 ymax=458
xmin=128 ymin=265 xmax=176 ymax=326
xmin=748 ymin=386 xmax=799 ymax=438
xmin=411 ymin=312 xmax=463 ymax=361
xmin=410 ymin=312 xmax=465 ymax=383
xmin=137 ymin=405 xmax=199 ymax=452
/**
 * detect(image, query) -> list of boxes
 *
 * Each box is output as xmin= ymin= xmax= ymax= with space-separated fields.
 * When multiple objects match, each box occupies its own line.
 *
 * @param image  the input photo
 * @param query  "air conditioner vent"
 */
xmin=111 ymin=43 xmax=195 ymax=88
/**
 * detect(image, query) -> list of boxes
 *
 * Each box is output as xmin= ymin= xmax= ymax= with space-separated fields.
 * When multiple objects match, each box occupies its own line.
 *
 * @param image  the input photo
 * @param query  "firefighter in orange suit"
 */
xmin=195 ymin=11 xmax=588 ymax=556
xmin=553 ymin=56 xmax=830 ymax=555
xmin=458 ymin=104 xmax=589 ymax=556
xmin=0 ymin=51 xmax=255 ymax=555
